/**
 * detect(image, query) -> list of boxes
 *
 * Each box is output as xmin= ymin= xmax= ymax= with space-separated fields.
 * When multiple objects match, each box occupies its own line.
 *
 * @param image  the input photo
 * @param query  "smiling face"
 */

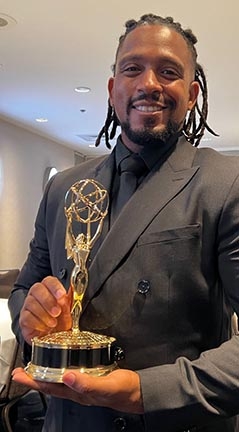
xmin=108 ymin=24 xmax=199 ymax=152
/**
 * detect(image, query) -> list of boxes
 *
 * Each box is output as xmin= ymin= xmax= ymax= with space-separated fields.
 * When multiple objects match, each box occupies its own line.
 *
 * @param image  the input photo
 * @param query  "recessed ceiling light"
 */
xmin=75 ymin=86 xmax=91 ymax=93
xmin=35 ymin=117 xmax=48 ymax=123
xmin=0 ymin=13 xmax=17 ymax=29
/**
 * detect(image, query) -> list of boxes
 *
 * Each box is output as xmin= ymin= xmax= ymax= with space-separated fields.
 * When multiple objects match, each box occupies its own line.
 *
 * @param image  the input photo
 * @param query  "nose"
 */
xmin=136 ymin=68 xmax=163 ymax=95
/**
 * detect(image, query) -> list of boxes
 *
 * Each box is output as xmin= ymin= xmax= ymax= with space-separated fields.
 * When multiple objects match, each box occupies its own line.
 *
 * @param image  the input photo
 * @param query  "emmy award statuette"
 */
xmin=25 ymin=179 xmax=124 ymax=382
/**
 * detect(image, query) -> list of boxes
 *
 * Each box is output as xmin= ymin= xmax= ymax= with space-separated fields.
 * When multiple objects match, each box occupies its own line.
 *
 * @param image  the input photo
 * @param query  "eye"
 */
xmin=126 ymin=66 xmax=139 ymax=71
xmin=121 ymin=65 xmax=141 ymax=76
xmin=162 ymin=69 xmax=174 ymax=74
xmin=160 ymin=66 xmax=183 ymax=80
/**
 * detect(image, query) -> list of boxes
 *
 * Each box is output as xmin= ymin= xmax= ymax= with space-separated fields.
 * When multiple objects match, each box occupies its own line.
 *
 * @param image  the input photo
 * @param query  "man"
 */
xmin=9 ymin=14 xmax=239 ymax=432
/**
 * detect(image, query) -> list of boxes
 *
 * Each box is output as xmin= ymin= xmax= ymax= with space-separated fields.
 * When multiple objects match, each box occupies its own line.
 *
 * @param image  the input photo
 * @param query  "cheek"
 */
xmin=169 ymin=85 xmax=192 ymax=115
xmin=112 ymin=90 xmax=129 ymax=119
xmin=111 ymin=78 xmax=131 ymax=105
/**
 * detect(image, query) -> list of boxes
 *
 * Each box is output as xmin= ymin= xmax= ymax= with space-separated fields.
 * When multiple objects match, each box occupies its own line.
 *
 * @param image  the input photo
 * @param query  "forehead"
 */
xmin=116 ymin=24 xmax=193 ymax=66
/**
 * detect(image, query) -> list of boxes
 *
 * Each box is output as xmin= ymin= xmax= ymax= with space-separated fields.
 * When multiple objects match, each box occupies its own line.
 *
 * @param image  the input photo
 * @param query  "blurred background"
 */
xmin=0 ymin=0 xmax=238 ymax=268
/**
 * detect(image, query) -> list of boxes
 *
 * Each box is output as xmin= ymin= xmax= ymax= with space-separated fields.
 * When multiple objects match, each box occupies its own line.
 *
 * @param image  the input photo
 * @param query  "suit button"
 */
xmin=137 ymin=279 xmax=150 ymax=294
xmin=113 ymin=417 xmax=127 ymax=431
xmin=58 ymin=268 xmax=67 ymax=280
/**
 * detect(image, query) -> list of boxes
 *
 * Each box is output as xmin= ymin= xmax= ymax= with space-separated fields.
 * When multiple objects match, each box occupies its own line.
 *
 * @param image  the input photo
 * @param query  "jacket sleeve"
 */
xmin=8 ymin=179 xmax=53 ymax=363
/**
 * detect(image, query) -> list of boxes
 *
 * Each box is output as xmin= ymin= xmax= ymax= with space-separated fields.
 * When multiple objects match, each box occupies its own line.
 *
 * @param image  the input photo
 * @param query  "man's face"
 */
xmin=108 ymin=24 xmax=199 ymax=150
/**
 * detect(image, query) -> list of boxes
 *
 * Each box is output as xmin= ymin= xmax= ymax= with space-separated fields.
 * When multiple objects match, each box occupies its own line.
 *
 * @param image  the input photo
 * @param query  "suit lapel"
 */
xmin=86 ymin=151 xmax=115 ymax=259
xmin=90 ymin=151 xmax=115 ymax=193
xmin=83 ymin=138 xmax=199 ymax=311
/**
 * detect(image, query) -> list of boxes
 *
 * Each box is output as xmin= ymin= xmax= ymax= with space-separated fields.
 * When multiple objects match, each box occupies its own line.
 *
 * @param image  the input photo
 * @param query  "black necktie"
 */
xmin=111 ymin=154 xmax=148 ymax=224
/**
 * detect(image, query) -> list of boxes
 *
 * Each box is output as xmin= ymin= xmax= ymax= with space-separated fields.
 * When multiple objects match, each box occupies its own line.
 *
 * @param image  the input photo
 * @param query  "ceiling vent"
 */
xmin=76 ymin=134 xmax=116 ymax=147
xmin=76 ymin=134 xmax=98 ymax=143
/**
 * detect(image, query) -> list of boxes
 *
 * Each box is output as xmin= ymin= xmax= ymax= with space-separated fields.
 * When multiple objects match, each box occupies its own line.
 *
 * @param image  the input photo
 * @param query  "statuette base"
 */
xmin=25 ymin=330 xmax=123 ymax=382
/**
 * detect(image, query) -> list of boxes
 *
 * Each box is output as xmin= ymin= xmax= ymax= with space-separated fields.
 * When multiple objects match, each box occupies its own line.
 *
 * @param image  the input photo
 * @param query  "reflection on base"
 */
xmin=25 ymin=361 xmax=118 ymax=383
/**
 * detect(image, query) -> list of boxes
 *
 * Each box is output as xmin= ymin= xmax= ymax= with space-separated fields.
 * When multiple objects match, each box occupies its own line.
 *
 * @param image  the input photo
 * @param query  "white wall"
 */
xmin=0 ymin=119 xmax=75 ymax=269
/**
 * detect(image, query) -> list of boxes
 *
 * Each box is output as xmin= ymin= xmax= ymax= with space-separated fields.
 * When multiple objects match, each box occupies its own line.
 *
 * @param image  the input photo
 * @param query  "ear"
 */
xmin=108 ymin=77 xmax=115 ymax=107
xmin=188 ymin=81 xmax=200 ymax=110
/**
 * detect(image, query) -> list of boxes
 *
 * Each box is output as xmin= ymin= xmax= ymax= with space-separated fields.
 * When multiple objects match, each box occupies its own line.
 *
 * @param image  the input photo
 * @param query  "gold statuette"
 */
xmin=26 ymin=179 xmax=124 ymax=382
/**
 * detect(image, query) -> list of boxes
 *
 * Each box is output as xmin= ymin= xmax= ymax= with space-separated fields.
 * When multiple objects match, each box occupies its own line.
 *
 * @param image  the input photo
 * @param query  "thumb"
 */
xmin=62 ymin=372 xmax=103 ymax=394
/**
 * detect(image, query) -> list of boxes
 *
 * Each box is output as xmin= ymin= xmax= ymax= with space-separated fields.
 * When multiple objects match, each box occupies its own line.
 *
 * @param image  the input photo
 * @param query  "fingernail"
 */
xmin=51 ymin=306 xmax=61 ymax=317
xmin=47 ymin=318 xmax=57 ymax=328
xmin=64 ymin=373 xmax=75 ymax=386
xmin=55 ymin=289 xmax=65 ymax=299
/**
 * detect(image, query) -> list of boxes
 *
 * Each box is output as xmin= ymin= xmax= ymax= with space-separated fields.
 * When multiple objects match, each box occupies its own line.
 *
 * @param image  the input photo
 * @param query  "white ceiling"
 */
xmin=0 ymin=0 xmax=238 ymax=157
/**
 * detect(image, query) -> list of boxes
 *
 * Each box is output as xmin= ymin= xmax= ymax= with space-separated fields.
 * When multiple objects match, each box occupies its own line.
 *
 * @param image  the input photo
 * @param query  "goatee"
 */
xmin=121 ymin=120 xmax=180 ymax=147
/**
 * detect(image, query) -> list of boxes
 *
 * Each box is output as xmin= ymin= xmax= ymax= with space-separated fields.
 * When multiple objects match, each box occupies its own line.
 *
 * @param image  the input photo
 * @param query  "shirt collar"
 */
xmin=115 ymin=133 xmax=180 ymax=171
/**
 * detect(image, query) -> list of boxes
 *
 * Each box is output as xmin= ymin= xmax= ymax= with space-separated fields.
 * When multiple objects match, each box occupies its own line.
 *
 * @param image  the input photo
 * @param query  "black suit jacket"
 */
xmin=9 ymin=137 xmax=239 ymax=431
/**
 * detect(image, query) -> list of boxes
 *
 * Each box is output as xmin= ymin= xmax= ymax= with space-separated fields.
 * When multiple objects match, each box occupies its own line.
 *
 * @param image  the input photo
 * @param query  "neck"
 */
xmin=120 ymin=132 xmax=143 ymax=153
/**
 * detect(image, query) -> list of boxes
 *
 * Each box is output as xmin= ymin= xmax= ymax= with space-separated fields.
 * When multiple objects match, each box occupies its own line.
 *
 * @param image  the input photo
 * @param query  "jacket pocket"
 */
xmin=137 ymin=223 xmax=201 ymax=247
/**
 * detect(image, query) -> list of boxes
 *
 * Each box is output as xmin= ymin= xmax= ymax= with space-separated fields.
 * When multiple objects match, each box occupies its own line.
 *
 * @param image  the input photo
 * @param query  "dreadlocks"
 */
xmin=95 ymin=14 xmax=218 ymax=149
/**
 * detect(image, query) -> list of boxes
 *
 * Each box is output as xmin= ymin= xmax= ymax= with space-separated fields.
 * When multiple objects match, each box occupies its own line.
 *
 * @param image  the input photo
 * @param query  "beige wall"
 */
xmin=0 ymin=118 xmax=75 ymax=269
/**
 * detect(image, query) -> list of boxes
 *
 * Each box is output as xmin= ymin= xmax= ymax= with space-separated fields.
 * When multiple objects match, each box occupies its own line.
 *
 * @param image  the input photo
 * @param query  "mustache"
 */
xmin=129 ymin=92 xmax=175 ymax=108
xmin=130 ymin=92 xmax=161 ymax=105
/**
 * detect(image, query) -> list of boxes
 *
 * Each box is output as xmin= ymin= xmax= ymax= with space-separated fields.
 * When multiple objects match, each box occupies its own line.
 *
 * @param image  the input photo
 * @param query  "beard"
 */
xmin=120 ymin=118 xmax=181 ymax=148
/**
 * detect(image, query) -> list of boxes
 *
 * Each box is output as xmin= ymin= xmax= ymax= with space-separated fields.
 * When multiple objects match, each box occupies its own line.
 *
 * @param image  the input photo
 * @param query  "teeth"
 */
xmin=135 ymin=105 xmax=164 ymax=112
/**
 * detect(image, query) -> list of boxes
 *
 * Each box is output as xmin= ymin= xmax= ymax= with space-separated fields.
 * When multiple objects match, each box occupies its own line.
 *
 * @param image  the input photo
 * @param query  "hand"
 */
xmin=12 ymin=367 xmax=144 ymax=414
xmin=19 ymin=276 xmax=72 ymax=344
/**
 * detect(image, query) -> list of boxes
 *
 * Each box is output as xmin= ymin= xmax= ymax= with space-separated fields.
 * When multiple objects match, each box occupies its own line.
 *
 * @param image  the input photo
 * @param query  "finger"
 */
xmin=63 ymin=370 xmax=115 ymax=396
xmin=27 ymin=282 xmax=60 ymax=317
xmin=41 ymin=277 xmax=72 ymax=317
xmin=20 ymin=287 xmax=60 ymax=331
xmin=62 ymin=372 xmax=108 ymax=406
xmin=19 ymin=282 xmax=65 ymax=344
xmin=29 ymin=278 xmax=68 ymax=318
xmin=20 ymin=306 xmax=58 ymax=333
xmin=41 ymin=276 xmax=66 ymax=300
